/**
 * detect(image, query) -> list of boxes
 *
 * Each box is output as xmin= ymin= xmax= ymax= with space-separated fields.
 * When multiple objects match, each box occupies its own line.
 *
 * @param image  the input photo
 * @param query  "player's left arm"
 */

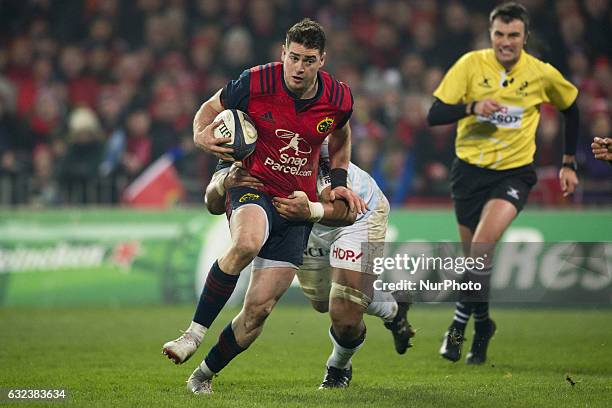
xmin=272 ymin=188 xmax=357 ymax=227
xmin=545 ymin=64 xmax=580 ymax=197
xmin=327 ymin=121 xmax=368 ymax=214
xmin=204 ymin=162 xmax=264 ymax=215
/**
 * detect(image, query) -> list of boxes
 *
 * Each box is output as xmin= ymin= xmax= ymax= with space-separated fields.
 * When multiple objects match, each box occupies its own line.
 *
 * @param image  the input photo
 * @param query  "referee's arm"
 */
xmin=559 ymin=100 xmax=579 ymax=160
xmin=427 ymin=98 xmax=501 ymax=126
xmin=427 ymin=98 xmax=468 ymax=125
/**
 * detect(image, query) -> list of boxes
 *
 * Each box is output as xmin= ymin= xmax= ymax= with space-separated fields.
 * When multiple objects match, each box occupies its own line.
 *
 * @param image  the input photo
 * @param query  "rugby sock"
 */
xmin=470 ymin=266 xmax=492 ymax=332
xmin=193 ymin=261 xmax=239 ymax=328
xmin=186 ymin=321 xmax=207 ymax=343
xmin=450 ymin=265 xmax=492 ymax=333
xmin=450 ymin=301 xmax=472 ymax=334
xmin=326 ymin=326 xmax=366 ymax=369
xmin=366 ymin=291 xmax=397 ymax=322
xmin=473 ymin=302 xmax=491 ymax=332
xmin=201 ymin=323 xmax=246 ymax=377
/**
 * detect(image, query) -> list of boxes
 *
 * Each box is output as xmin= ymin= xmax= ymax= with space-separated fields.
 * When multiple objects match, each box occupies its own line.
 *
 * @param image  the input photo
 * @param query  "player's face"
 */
xmin=282 ymin=42 xmax=325 ymax=97
xmin=490 ymin=18 xmax=526 ymax=69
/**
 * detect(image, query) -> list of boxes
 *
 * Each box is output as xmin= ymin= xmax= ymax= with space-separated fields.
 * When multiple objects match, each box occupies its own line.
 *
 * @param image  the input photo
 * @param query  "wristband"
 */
xmin=469 ymin=101 xmax=477 ymax=115
xmin=292 ymin=191 xmax=324 ymax=222
xmin=308 ymin=201 xmax=324 ymax=223
xmin=562 ymin=162 xmax=577 ymax=172
xmin=330 ymin=168 xmax=348 ymax=189
xmin=210 ymin=167 xmax=230 ymax=196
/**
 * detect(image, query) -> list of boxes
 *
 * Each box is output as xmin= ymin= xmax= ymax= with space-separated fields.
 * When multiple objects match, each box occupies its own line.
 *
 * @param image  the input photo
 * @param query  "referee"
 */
xmin=427 ymin=2 xmax=579 ymax=364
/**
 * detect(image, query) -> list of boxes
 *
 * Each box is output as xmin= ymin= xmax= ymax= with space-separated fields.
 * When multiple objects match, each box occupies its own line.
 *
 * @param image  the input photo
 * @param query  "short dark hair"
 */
xmin=489 ymin=2 xmax=530 ymax=33
xmin=285 ymin=18 xmax=326 ymax=54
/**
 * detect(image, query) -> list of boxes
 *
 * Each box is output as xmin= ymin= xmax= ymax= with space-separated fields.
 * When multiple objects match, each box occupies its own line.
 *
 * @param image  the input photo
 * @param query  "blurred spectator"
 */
xmin=59 ymin=46 xmax=99 ymax=108
xmin=412 ymin=125 xmax=455 ymax=197
xmin=57 ymin=107 xmax=105 ymax=204
xmin=122 ymin=109 xmax=153 ymax=179
xmin=437 ymin=1 xmax=473 ymax=69
xmin=220 ymin=26 xmax=254 ymax=78
xmin=0 ymin=78 xmax=31 ymax=175
xmin=374 ymin=147 xmax=414 ymax=206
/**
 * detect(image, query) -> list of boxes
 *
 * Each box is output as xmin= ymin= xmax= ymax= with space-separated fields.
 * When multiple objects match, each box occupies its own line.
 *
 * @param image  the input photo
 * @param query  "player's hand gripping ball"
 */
xmin=213 ymin=109 xmax=258 ymax=161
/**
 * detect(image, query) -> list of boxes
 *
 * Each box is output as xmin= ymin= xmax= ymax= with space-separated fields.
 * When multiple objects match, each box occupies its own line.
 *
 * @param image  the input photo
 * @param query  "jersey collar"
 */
xmin=281 ymin=68 xmax=324 ymax=107
xmin=490 ymin=48 xmax=526 ymax=74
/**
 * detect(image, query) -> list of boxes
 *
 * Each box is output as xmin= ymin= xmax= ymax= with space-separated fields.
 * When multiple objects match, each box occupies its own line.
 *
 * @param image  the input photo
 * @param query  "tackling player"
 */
xmin=427 ymin=2 xmax=579 ymax=364
xmin=162 ymin=19 xmax=366 ymax=394
xmin=242 ymin=139 xmax=415 ymax=388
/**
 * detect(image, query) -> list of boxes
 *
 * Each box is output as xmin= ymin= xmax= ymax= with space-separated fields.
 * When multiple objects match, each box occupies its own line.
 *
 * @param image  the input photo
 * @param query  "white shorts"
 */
xmin=297 ymin=190 xmax=389 ymax=302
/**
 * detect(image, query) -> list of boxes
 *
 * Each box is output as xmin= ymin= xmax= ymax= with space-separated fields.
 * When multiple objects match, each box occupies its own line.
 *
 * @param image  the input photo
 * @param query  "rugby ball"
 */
xmin=213 ymin=109 xmax=258 ymax=160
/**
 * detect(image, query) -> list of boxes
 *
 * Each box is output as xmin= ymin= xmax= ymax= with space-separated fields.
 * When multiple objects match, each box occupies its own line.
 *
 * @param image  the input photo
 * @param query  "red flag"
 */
xmin=122 ymin=154 xmax=185 ymax=208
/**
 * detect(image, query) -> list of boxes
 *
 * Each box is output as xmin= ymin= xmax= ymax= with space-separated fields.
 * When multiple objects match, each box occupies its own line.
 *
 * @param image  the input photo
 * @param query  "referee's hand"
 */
xmin=474 ymin=99 xmax=502 ymax=117
xmin=559 ymin=167 xmax=579 ymax=197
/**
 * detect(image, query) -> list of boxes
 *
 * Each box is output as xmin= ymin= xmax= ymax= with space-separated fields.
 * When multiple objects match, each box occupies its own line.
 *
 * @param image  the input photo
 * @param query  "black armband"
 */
xmin=330 ymin=168 xmax=348 ymax=189
xmin=427 ymin=98 xmax=469 ymax=126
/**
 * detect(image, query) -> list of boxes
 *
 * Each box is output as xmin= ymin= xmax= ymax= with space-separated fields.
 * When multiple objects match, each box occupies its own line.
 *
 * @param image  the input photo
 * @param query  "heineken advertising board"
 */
xmin=0 ymin=209 xmax=610 ymax=307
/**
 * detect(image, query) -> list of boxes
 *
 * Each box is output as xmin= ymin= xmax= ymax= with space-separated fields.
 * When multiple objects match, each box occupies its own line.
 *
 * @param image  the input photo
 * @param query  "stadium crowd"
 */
xmin=0 ymin=0 xmax=610 ymax=206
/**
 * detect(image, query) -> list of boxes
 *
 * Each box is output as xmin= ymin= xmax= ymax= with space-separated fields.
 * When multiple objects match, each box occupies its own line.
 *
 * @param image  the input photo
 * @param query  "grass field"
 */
xmin=1 ymin=305 xmax=611 ymax=407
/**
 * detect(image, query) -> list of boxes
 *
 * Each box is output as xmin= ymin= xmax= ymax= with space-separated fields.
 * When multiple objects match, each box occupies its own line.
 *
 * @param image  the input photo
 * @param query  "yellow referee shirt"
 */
xmin=433 ymin=49 xmax=578 ymax=170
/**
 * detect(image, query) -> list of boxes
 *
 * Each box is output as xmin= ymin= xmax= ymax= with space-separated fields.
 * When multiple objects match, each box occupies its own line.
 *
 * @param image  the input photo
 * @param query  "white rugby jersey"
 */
xmin=316 ymin=139 xmax=381 ymax=225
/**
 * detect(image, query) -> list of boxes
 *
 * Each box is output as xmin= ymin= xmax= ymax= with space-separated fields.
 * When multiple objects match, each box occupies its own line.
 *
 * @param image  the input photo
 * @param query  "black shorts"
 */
xmin=450 ymin=158 xmax=537 ymax=231
xmin=226 ymin=186 xmax=313 ymax=266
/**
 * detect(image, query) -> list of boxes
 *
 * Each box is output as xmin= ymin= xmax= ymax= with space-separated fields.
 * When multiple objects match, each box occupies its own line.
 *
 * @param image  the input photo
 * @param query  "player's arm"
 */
xmin=194 ymin=70 xmax=251 ymax=159
xmin=272 ymin=188 xmax=357 ymax=227
xmin=328 ymin=121 xmax=350 ymax=172
xmin=327 ymin=122 xmax=367 ymax=214
xmin=204 ymin=162 xmax=264 ymax=215
xmin=193 ymin=89 xmax=234 ymax=159
xmin=204 ymin=165 xmax=230 ymax=215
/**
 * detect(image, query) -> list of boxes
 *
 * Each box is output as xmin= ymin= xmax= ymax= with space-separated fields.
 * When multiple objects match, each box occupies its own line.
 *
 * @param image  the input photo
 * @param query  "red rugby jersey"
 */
xmin=220 ymin=62 xmax=353 ymax=201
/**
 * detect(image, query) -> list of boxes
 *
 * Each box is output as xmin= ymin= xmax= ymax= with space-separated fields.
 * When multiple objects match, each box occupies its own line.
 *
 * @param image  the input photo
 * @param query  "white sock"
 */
xmin=199 ymin=360 xmax=215 ymax=379
xmin=187 ymin=321 xmax=207 ymax=343
xmin=366 ymin=291 xmax=397 ymax=322
xmin=326 ymin=328 xmax=365 ymax=369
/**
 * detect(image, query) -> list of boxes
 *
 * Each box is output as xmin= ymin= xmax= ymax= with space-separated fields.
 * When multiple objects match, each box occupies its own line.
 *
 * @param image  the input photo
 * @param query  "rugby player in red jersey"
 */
xmin=162 ymin=19 xmax=367 ymax=394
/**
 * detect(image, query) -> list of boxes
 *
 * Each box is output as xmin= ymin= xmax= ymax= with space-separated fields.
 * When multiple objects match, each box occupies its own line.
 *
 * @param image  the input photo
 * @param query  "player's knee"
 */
xmin=230 ymin=237 xmax=262 ymax=263
xmin=311 ymin=300 xmax=329 ymax=313
xmin=243 ymin=298 xmax=275 ymax=331
xmin=330 ymin=301 xmax=362 ymax=325
xmin=330 ymin=298 xmax=364 ymax=334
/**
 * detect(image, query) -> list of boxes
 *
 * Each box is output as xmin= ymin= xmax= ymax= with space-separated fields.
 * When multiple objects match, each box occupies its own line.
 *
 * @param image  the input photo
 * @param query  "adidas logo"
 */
xmin=260 ymin=111 xmax=274 ymax=123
